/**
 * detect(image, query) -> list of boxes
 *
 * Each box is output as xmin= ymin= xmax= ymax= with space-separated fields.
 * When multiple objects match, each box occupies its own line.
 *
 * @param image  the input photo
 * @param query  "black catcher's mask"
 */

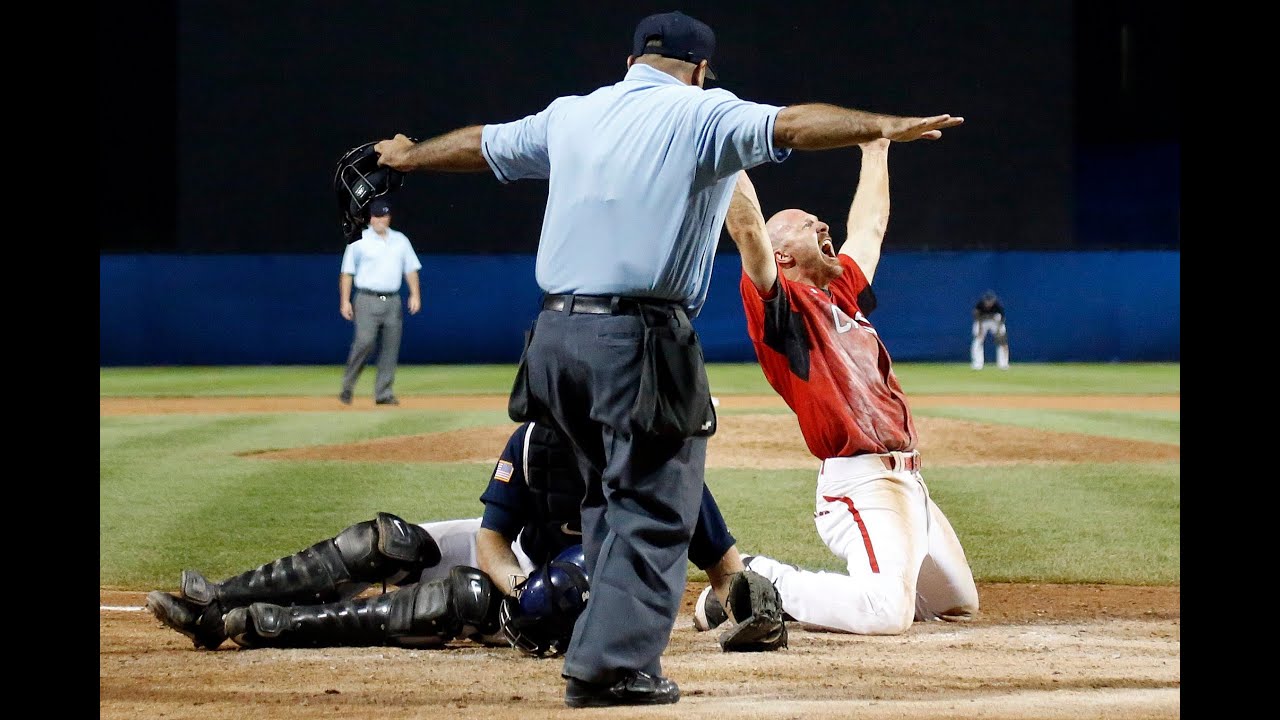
xmin=333 ymin=139 xmax=415 ymax=242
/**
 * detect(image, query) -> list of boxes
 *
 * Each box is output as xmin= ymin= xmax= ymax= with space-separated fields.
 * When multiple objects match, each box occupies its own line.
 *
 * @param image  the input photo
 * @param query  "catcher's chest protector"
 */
xmin=523 ymin=423 xmax=586 ymax=559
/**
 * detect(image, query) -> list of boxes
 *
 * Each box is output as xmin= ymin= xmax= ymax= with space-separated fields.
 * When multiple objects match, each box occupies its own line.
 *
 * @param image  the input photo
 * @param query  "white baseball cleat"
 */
xmin=692 ymin=585 xmax=728 ymax=631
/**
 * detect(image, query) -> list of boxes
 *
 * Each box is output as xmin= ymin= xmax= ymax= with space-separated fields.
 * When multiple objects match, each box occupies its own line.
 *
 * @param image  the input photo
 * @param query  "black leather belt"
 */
xmin=542 ymin=294 xmax=680 ymax=316
xmin=357 ymin=288 xmax=398 ymax=297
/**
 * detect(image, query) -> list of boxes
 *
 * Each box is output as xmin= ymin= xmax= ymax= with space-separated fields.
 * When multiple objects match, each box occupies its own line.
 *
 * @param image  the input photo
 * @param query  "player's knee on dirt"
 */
xmin=334 ymin=512 xmax=443 ymax=586
xmin=859 ymin=576 xmax=918 ymax=635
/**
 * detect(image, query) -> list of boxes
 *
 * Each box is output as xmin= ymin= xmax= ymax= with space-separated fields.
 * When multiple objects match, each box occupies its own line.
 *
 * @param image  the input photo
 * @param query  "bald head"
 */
xmin=764 ymin=207 xmax=842 ymax=288
xmin=765 ymin=209 xmax=809 ymax=248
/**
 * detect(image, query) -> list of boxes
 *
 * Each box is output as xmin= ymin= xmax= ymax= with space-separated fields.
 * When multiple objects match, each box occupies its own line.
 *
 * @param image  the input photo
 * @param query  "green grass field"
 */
xmin=100 ymin=362 xmax=1180 ymax=590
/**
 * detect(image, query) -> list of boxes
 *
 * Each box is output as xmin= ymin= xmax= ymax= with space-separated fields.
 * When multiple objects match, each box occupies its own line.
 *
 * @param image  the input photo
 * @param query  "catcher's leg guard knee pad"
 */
xmin=338 ymin=512 xmax=443 ymax=583
xmin=385 ymin=565 xmax=501 ymax=646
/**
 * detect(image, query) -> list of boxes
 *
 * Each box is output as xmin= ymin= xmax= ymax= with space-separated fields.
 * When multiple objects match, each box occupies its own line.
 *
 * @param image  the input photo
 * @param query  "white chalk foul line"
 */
xmin=102 ymin=605 xmax=147 ymax=612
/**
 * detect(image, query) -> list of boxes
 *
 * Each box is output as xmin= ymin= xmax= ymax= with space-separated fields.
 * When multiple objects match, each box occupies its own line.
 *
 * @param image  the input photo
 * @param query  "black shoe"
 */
xmin=146 ymin=590 xmax=227 ymax=650
xmin=338 ymin=391 xmax=352 ymax=405
xmin=375 ymin=396 xmax=399 ymax=406
xmin=564 ymin=671 xmax=680 ymax=708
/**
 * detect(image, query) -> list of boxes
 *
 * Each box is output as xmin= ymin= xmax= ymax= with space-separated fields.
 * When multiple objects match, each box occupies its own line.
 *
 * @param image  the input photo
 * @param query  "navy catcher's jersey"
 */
xmin=974 ymin=296 xmax=1004 ymax=319
xmin=479 ymin=422 xmax=735 ymax=569
xmin=478 ymin=424 xmax=570 ymax=565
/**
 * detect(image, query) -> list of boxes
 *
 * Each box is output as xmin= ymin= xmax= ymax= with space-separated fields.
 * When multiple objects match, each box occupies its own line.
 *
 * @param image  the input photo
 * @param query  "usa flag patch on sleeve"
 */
xmin=494 ymin=460 xmax=514 ymax=483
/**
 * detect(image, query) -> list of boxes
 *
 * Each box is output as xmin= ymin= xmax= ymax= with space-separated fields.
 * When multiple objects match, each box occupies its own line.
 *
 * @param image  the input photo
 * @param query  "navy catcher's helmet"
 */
xmin=499 ymin=544 xmax=590 ymax=657
xmin=333 ymin=139 xmax=415 ymax=242
xmin=518 ymin=545 xmax=589 ymax=617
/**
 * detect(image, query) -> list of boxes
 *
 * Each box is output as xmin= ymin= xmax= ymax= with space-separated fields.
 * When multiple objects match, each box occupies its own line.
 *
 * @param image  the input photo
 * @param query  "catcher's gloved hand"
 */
xmin=717 ymin=570 xmax=788 ymax=652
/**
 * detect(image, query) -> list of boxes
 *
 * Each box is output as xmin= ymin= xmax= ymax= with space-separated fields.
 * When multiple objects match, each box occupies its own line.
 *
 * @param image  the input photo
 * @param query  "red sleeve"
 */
xmin=740 ymin=266 xmax=782 ymax=342
xmin=740 ymin=270 xmax=766 ymax=343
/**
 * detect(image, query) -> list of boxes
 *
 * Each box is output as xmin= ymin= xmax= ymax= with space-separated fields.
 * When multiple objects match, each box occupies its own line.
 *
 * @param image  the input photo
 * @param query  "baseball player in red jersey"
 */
xmin=718 ymin=139 xmax=979 ymax=635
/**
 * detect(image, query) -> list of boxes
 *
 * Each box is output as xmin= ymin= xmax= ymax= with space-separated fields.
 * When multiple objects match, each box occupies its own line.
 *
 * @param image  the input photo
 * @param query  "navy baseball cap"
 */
xmin=631 ymin=11 xmax=717 ymax=80
xmin=369 ymin=198 xmax=392 ymax=217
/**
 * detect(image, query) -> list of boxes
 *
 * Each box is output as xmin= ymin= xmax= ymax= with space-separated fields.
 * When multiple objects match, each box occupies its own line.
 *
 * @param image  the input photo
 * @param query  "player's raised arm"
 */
xmin=725 ymin=171 xmax=778 ymax=296
xmin=839 ymin=139 xmax=892 ymax=284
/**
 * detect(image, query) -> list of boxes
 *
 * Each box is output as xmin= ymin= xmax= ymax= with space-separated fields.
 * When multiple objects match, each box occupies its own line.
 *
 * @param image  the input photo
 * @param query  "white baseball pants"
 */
xmin=971 ymin=317 xmax=1009 ymax=369
xmin=414 ymin=517 xmax=536 ymax=581
xmin=747 ymin=452 xmax=979 ymax=635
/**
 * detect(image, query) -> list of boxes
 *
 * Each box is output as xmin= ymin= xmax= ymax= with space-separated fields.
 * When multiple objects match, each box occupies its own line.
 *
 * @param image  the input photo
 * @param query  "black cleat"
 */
xmin=564 ymin=671 xmax=680 ymax=708
xmin=146 ymin=590 xmax=227 ymax=650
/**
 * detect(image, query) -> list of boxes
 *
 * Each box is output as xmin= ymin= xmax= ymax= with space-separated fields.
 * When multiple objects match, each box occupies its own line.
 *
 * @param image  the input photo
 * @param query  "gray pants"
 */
xmin=341 ymin=291 xmax=403 ymax=401
xmin=519 ymin=306 xmax=706 ymax=686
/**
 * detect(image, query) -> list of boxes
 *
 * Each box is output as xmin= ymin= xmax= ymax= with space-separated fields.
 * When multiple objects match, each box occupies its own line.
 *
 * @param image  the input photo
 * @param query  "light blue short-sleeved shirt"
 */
xmin=481 ymin=64 xmax=790 ymax=316
xmin=340 ymin=227 xmax=422 ymax=293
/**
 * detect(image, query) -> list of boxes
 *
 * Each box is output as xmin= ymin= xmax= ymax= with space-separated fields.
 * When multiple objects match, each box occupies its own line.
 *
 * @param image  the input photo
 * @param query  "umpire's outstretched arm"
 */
xmin=376 ymin=128 xmax=489 ymax=172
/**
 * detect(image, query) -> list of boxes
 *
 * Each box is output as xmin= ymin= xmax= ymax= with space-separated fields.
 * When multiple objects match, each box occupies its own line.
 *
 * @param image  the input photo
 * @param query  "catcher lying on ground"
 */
xmin=147 ymin=421 xmax=786 ymax=655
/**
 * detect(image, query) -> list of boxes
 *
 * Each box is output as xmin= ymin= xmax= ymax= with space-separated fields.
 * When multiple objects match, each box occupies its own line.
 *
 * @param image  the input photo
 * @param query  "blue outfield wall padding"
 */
xmin=100 ymin=251 xmax=1179 ymax=366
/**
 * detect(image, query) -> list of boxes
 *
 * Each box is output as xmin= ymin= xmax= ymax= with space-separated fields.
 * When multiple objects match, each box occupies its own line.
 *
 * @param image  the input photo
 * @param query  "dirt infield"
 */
xmin=99 ymin=394 xmax=1180 ymax=719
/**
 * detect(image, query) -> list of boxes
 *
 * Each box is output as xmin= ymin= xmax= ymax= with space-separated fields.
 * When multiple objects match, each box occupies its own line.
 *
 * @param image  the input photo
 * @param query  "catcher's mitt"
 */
xmin=333 ymin=138 xmax=416 ymax=242
xmin=717 ymin=570 xmax=788 ymax=652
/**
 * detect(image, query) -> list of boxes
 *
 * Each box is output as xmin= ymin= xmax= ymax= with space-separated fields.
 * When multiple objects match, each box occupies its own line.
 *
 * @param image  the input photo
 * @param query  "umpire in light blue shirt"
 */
xmin=374 ymin=10 xmax=963 ymax=708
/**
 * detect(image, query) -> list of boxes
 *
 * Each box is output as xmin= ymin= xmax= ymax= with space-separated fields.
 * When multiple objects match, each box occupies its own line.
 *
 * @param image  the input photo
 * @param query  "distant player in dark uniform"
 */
xmin=971 ymin=290 xmax=1009 ymax=370
xmin=719 ymin=139 xmax=979 ymax=636
xmin=145 ymin=421 xmax=766 ymax=655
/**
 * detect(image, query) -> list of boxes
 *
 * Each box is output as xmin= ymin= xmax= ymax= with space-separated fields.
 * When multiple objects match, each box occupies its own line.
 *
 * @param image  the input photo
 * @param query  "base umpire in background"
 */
xmin=337 ymin=197 xmax=421 ymax=406
xmin=373 ymin=10 xmax=963 ymax=708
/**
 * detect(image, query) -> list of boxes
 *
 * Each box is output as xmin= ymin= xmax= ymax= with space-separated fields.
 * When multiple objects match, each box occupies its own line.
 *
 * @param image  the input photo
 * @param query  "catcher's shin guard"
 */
xmin=225 ymin=592 xmax=397 ymax=649
xmin=181 ymin=512 xmax=442 ymax=611
xmin=225 ymin=565 xmax=501 ymax=649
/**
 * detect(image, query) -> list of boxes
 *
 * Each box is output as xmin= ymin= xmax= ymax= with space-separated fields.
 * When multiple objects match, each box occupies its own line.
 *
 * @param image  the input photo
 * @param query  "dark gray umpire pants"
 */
xmin=515 ymin=299 xmax=708 ymax=686
xmin=340 ymin=290 xmax=403 ymax=402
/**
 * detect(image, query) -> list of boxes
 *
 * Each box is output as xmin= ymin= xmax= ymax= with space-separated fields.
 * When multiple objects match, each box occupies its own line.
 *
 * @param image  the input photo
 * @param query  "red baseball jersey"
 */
xmin=740 ymin=255 xmax=916 ymax=459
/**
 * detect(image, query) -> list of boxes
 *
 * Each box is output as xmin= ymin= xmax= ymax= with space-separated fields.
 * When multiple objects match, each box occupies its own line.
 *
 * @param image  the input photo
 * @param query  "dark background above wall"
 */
xmin=97 ymin=1 xmax=1179 ymax=255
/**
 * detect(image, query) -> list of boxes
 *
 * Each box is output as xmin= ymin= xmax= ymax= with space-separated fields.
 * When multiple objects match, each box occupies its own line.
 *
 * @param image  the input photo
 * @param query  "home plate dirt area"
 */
xmin=100 ymin=393 xmax=1179 ymax=720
